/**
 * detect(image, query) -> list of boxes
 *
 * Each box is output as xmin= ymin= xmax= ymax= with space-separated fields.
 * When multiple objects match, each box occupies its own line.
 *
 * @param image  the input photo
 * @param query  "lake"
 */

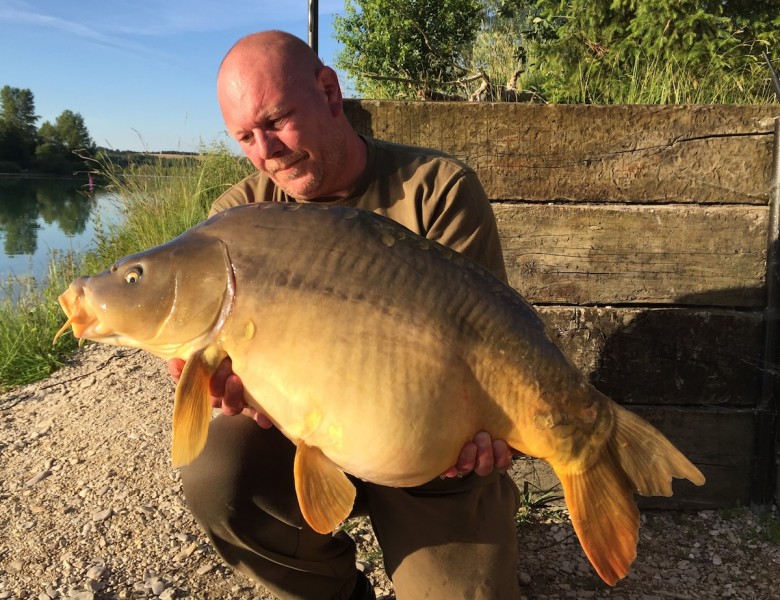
xmin=0 ymin=176 xmax=121 ymax=285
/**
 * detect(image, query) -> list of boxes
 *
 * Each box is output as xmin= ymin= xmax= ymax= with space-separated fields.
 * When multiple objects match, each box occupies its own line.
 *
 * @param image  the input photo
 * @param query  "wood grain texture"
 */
xmin=494 ymin=203 xmax=767 ymax=306
xmin=343 ymin=100 xmax=777 ymax=507
xmin=345 ymin=101 xmax=777 ymax=203
xmin=539 ymin=306 xmax=764 ymax=408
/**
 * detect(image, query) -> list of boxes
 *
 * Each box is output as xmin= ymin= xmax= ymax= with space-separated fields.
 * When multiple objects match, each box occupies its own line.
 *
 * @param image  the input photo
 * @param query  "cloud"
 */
xmin=0 ymin=0 xmax=345 ymax=40
xmin=0 ymin=0 xmax=174 ymax=59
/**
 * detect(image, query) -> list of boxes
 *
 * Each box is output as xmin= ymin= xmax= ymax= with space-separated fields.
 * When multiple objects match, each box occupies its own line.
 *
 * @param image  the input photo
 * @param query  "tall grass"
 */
xmin=538 ymin=49 xmax=778 ymax=105
xmin=0 ymin=144 xmax=253 ymax=392
xmin=0 ymin=253 xmax=82 ymax=391
xmin=85 ymin=142 xmax=254 ymax=272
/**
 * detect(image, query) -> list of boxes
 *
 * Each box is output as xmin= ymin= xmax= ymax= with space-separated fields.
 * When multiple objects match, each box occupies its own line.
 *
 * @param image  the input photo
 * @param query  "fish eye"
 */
xmin=124 ymin=267 xmax=143 ymax=284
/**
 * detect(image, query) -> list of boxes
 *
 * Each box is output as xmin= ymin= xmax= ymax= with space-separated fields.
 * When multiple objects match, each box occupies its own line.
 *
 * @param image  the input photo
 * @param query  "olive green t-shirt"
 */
xmin=210 ymin=136 xmax=507 ymax=282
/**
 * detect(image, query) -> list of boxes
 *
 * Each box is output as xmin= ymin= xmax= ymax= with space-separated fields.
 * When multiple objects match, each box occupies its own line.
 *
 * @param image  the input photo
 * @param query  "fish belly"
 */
xmin=224 ymin=293 xmax=516 ymax=487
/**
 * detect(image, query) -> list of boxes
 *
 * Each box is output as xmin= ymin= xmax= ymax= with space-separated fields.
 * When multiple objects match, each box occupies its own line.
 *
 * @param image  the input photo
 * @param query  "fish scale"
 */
xmin=55 ymin=201 xmax=705 ymax=586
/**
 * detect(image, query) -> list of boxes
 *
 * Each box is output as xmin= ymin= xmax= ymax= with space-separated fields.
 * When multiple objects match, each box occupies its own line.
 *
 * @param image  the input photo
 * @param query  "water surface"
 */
xmin=0 ymin=176 xmax=121 ymax=283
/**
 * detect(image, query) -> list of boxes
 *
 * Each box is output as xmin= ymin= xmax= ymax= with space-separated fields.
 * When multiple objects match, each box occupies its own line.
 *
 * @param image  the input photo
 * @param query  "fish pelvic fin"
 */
xmin=171 ymin=346 xmax=224 ymax=467
xmin=294 ymin=442 xmax=356 ymax=534
xmin=555 ymin=402 xmax=706 ymax=586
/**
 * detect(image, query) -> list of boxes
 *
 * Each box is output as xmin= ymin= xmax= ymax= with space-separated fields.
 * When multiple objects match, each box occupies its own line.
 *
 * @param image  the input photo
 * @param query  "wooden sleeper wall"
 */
xmin=345 ymin=100 xmax=779 ymax=508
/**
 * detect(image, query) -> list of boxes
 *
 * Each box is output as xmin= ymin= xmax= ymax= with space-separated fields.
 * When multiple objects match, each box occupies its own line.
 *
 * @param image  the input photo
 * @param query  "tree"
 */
xmin=52 ymin=110 xmax=94 ymax=152
xmin=0 ymin=86 xmax=39 ymax=167
xmin=0 ymin=86 xmax=38 ymax=137
xmin=463 ymin=0 xmax=541 ymax=101
xmin=36 ymin=110 xmax=95 ymax=173
xmin=334 ymin=0 xmax=484 ymax=99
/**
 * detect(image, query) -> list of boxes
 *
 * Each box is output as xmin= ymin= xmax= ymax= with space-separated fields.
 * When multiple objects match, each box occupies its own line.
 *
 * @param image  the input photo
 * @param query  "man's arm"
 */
xmin=423 ymin=168 xmax=508 ymax=282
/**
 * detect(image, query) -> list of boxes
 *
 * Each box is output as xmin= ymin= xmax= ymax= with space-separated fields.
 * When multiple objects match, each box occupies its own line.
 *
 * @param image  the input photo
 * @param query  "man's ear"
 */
xmin=317 ymin=66 xmax=343 ymax=117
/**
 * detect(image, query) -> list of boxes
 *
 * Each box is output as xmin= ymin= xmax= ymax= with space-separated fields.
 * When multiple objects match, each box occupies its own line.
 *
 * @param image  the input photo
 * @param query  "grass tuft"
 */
xmin=0 ymin=251 xmax=82 ymax=391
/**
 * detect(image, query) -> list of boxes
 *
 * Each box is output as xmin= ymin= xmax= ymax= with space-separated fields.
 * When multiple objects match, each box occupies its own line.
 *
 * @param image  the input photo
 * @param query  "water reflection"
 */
xmin=0 ymin=176 xmax=119 ymax=281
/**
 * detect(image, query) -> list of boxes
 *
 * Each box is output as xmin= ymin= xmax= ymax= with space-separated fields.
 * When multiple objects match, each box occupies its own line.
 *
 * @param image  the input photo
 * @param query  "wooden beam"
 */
xmin=539 ymin=306 xmax=764 ymax=409
xmin=494 ymin=203 xmax=767 ymax=306
xmin=345 ymin=101 xmax=776 ymax=203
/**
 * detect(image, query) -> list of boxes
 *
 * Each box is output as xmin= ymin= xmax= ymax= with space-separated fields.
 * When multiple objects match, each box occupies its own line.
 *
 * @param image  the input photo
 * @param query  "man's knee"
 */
xmin=180 ymin=415 xmax=298 ymax=525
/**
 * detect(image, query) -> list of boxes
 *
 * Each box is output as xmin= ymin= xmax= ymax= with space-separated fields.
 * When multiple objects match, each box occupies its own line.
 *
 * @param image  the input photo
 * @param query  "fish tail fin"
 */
xmin=171 ymin=347 xmax=223 ymax=467
xmin=611 ymin=404 xmax=705 ymax=495
xmin=555 ymin=402 xmax=705 ymax=586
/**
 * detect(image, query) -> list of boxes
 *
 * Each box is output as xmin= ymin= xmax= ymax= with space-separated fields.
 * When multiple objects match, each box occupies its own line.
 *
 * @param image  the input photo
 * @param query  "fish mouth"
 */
xmin=53 ymin=282 xmax=99 ymax=345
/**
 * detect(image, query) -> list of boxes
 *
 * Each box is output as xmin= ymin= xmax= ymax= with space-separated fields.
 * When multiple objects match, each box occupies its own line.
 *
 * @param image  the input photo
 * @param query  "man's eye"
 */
xmin=239 ymin=133 xmax=253 ymax=144
xmin=272 ymin=117 xmax=287 ymax=129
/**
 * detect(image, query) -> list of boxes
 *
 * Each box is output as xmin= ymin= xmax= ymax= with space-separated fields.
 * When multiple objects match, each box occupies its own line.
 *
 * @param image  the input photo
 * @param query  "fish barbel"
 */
xmin=55 ymin=202 xmax=705 ymax=585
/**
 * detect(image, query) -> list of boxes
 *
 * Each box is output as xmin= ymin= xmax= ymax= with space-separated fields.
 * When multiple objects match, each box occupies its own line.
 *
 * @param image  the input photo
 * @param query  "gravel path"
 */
xmin=1 ymin=344 xmax=779 ymax=599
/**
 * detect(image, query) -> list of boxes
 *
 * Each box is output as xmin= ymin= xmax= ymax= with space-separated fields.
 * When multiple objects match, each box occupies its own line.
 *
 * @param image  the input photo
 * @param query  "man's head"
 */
xmin=217 ymin=30 xmax=364 ymax=200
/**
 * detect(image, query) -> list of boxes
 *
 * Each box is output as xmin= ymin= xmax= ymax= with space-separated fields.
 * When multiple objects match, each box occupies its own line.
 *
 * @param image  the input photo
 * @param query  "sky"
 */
xmin=0 ymin=0 xmax=348 ymax=152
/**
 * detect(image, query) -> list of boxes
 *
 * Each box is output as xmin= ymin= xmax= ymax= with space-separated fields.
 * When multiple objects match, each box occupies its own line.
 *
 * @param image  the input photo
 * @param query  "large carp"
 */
xmin=56 ymin=202 xmax=704 ymax=585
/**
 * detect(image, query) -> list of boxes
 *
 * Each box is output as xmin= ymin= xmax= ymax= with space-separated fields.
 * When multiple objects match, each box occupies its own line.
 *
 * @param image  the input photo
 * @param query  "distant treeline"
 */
xmin=96 ymin=148 xmax=201 ymax=170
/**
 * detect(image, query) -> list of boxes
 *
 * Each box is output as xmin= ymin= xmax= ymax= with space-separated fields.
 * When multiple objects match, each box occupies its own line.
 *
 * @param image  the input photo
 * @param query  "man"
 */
xmin=169 ymin=30 xmax=521 ymax=600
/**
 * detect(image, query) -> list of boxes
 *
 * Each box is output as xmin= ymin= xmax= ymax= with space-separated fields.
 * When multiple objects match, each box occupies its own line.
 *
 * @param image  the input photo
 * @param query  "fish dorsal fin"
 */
xmin=171 ymin=345 xmax=224 ymax=467
xmin=293 ymin=442 xmax=356 ymax=534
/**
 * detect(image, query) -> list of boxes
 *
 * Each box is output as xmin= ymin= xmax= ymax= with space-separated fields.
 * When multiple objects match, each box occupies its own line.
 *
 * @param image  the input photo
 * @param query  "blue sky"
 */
xmin=0 ymin=0 xmax=348 ymax=152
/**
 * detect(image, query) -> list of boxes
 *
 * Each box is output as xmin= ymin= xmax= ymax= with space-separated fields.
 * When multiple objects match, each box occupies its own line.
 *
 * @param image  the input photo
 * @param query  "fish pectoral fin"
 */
xmin=171 ymin=347 xmax=224 ymax=467
xmin=293 ymin=442 xmax=355 ymax=534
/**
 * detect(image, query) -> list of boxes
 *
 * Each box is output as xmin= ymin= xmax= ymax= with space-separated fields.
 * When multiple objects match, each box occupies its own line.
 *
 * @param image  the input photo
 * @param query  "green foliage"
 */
xmin=333 ymin=0 xmax=779 ymax=104
xmin=463 ymin=0 xmax=539 ymax=100
xmin=528 ymin=0 xmax=780 ymax=103
xmin=514 ymin=480 xmax=566 ymax=526
xmin=0 ymin=252 xmax=81 ymax=391
xmin=0 ymin=86 xmax=38 ymax=137
xmin=334 ymin=0 xmax=484 ymax=99
xmin=0 ymin=85 xmax=97 ymax=173
xmin=36 ymin=110 xmax=96 ymax=174
xmin=0 ymin=85 xmax=38 ymax=168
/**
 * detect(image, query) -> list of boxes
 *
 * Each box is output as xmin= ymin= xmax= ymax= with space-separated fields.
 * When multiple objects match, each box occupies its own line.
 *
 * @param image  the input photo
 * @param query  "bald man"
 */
xmin=171 ymin=30 xmax=522 ymax=600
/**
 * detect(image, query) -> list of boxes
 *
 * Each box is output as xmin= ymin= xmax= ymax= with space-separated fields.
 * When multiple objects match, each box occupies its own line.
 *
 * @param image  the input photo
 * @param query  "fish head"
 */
xmin=55 ymin=234 xmax=234 ymax=358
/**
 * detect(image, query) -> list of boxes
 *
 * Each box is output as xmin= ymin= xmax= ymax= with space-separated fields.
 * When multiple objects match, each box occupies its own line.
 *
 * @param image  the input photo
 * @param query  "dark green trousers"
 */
xmin=181 ymin=415 xmax=522 ymax=600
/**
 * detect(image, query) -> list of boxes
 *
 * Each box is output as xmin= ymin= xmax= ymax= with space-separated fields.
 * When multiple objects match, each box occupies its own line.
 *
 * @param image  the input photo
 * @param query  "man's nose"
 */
xmin=252 ymin=128 xmax=280 ymax=160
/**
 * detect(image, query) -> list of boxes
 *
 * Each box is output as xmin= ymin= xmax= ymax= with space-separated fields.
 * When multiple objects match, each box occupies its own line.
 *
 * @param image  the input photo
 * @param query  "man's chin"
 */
xmin=272 ymin=174 xmax=320 ymax=200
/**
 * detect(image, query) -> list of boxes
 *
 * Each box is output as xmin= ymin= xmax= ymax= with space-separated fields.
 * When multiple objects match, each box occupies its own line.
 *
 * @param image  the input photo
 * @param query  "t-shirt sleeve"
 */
xmin=424 ymin=169 xmax=508 ymax=283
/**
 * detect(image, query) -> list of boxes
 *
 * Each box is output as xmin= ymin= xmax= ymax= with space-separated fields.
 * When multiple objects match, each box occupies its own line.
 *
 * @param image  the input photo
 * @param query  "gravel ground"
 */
xmin=1 ymin=344 xmax=779 ymax=600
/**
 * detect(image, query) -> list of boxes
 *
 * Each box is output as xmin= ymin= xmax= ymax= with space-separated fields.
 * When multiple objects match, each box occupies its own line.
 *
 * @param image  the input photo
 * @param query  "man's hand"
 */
xmin=441 ymin=431 xmax=513 ymax=478
xmin=166 ymin=357 xmax=273 ymax=428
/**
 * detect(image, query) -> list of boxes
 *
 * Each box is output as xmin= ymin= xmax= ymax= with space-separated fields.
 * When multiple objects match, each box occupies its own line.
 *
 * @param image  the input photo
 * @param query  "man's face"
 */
xmin=218 ymin=62 xmax=346 ymax=200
